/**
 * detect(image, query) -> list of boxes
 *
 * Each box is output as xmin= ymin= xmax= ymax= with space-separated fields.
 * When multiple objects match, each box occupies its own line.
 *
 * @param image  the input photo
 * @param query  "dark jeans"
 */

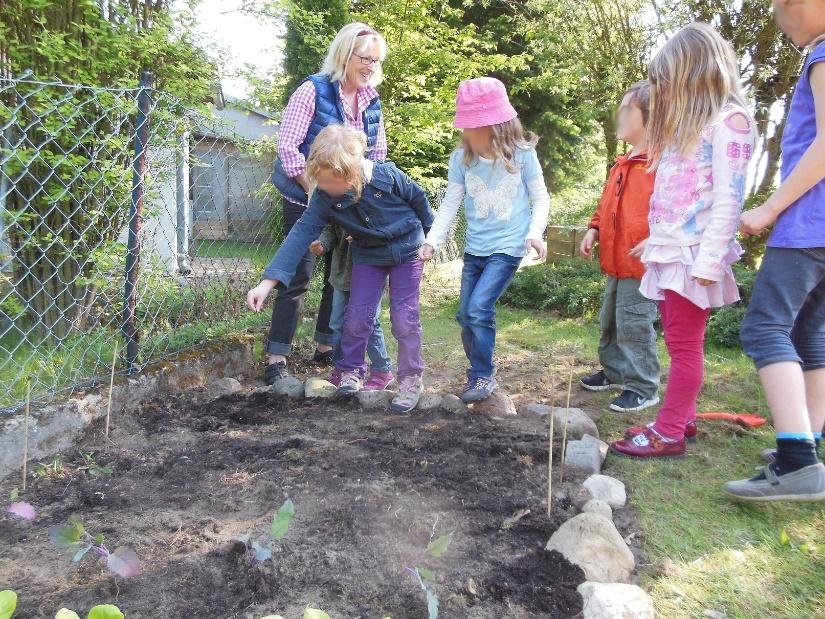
xmin=741 ymin=247 xmax=825 ymax=371
xmin=266 ymin=200 xmax=334 ymax=356
xmin=457 ymin=252 xmax=522 ymax=381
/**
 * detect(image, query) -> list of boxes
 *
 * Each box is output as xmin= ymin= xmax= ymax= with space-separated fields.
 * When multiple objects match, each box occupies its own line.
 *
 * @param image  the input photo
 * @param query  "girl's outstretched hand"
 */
xmin=419 ymin=243 xmax=435 ymax=261
xmin=739 ymin=203 xmax=777 ymax=237
xmin=247 ymin=279 xmax=278 ymax=312
xmin=526 ymin=239 xmax=547 ymax=261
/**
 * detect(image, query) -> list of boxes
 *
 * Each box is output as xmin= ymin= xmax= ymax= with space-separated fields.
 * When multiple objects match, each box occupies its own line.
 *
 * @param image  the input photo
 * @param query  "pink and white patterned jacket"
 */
xmin=647 ymin=103 xmax=756 ymax=281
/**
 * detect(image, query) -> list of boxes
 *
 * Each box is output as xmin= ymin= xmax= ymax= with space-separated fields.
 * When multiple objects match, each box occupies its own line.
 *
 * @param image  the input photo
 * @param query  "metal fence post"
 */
xmin=123 ymin=70 xmax=153 ymax=372
xmin=176 ymin=130 xmax=192 ymax=275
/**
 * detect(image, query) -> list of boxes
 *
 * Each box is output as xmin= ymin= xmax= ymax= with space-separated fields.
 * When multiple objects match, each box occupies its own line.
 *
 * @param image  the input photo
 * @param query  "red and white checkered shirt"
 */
xmin=277 ymin=79 xmax=387 ymax=181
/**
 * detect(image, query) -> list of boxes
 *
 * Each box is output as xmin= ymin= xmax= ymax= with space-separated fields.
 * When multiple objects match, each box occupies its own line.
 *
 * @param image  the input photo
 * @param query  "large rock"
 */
xmin=304 ymin=377 xmax=336 ymax=399
xmin=577 ymin=582 xmax=656 ymax=618
xmin=271 ymin=376 xmax=305 ymax=398
xmin=470 ymin=392 xmax=517 ymax=416
xmin=357 ymin=389 xmax=395 ymax=410
xmin=546 ymin=513 xmax=635 ymax=583
xmin=441 ymin=394 xmax=467 ymax=414
xmin=553 ymin=407 xmax=599 ymax=440
xmin=211 ymin=377 xmax=242 ymax=397
xmin=581 ymin=498 xmax=613 ymax=520
xmin=416 ymin=393 xmax=443 ymax=411
xmin=581 ymin=433 xmax=609 ymax=464
xmin=583 ymin=475 xmax=627 ymax=508
xmin=565 ymin=437 xmax=602 ymax=475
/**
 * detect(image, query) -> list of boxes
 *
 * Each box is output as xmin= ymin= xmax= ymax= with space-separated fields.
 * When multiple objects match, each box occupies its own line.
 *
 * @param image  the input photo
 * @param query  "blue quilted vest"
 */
xmin=272 ymin=74 xmax=383 ymax=205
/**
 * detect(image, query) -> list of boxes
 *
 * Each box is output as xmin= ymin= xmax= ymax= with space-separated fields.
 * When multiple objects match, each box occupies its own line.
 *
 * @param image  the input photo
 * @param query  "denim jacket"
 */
xmin=263 ymin=161 xmax=433 ymax=286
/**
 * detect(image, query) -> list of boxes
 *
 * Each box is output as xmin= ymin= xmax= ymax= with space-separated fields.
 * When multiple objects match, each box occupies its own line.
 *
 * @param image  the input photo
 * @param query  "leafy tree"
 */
xmin=0 ymin=0 xmax=216 ymax=338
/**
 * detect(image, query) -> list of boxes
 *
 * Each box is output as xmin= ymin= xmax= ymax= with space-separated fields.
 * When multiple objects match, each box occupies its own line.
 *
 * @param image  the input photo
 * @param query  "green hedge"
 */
xmin=501 ymin=258 xmax=756 ymax=348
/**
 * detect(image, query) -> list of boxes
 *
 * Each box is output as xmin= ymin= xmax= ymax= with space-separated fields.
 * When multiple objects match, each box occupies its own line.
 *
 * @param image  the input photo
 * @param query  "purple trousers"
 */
xmin=338 ymin=260 xmax=425 ymax=379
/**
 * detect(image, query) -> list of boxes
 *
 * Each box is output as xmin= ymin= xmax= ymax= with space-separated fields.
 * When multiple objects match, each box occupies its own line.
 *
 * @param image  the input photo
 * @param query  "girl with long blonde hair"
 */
xmin=419 ymin=77 xmax=550 ymax=403
xmin=610 ymin=22 xmax=757 ymax=459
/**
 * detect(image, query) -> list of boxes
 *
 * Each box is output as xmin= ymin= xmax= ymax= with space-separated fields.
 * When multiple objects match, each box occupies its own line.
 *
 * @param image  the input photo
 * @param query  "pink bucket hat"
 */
xmin=454 ymin=77 xmax=518 ymax=129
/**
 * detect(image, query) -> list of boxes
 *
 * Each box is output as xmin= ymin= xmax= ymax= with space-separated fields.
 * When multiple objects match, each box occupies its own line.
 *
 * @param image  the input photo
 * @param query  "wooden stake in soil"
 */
xmin=559 ymin=366 xmax=574 ymax=484
xmin=105 ymin=340 xmax=119 ymax=442
xmin=547 ymin=375 xmax=555 ymax=516
xmin=22 ymin=382 xmax=30 ymax=491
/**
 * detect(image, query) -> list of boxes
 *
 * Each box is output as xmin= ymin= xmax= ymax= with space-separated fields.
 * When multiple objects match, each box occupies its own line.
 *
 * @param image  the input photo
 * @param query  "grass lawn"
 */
xmin=401 ymin=290 xmax=825 ymax=618
xmin=194 ymin=239 xmax=275 ymax=267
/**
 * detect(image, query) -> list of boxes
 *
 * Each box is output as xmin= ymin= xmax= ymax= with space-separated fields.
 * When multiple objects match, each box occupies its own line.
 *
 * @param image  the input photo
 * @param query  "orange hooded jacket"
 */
xmin=587 ymin=152 xmax=655 ymax=280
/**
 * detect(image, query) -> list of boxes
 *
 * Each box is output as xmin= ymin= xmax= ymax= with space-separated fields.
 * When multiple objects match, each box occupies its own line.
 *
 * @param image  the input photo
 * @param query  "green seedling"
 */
xmin=48 ymin=517 xmax=140 ymax=578
xmin=5 ymin=488 xmax=35 ymax=522
xmin=80 ymin=453 xmax=113 ymax=477
xmin=0 ymin=590 xmax=17 ymax=619
xmin=404 ymin=532 xmax=453 ymax=619
xmin=236 ymin=499 xmax=295 ymax=561
xmin=55 ymin=604 xmax=124 ymax=619
xmin=34 ymin=456 xmax=64 ymax=478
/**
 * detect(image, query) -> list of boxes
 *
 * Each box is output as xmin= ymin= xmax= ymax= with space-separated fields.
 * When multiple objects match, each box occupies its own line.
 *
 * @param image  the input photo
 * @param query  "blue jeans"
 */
xmin=457 ymin=252 xmax=522 ymax=381
xmin=331 ymin=287 xmax=392 ymax=373
xmin=741 ymin=247 xmax=825 ymax=371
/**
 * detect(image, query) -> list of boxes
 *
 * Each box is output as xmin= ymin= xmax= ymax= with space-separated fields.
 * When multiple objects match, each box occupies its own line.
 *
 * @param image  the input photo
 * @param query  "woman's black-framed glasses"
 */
xmin=352 ymin=53 xmax=381 ymax=66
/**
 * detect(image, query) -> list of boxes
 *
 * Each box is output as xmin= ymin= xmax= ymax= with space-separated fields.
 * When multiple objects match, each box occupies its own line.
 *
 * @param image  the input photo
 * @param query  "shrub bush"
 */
xmin=503 ymin=258 xmax=757 ymax=349
xmin=501 ymin=258 xmax=605 ymax=318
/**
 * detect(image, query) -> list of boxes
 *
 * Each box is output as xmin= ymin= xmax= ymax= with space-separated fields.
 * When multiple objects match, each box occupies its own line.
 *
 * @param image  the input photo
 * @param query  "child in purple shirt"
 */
xmin=727 ymin=0 xmax=825 ymax=502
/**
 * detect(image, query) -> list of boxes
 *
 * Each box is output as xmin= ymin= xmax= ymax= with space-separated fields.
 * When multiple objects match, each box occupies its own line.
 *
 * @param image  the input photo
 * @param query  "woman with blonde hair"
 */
xmin=266 ymin=22 xmax=389 ymax=388
xmin=249 ymin=125 xmax=434 ymax=413
xmin=609 ymin=22 xmax=757 ymax=459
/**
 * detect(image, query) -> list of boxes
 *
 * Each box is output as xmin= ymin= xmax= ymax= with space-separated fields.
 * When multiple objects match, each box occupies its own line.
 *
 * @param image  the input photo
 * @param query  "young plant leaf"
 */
xmin=426 ymin=533 xmax=452 ymax=558
xmin=94 ymin=533 xmax=105 ymax=546
xmin=72 ymin=543 xmax=93 ymax=563
xmin=302 ymin=609 xmax=330 ymax=619
xmin=6 ymin=501 xmax=36 ymax=521
xmin=55 ymin=609 xmax=81 ymax=619
xmin=270 ymin=499 xmax=295 ymax=541
xmin=0 ymin=589 xmax=17 ymax=619
xmin=251 ymin=540 xmax=272 ymax=561
xmin=779 ymin=529 xmax=791 ymax=546
xmin=86 ymin=605 xmax=124 ymax=619
xmin=417 ymin=567 xmax=436 ymax=583
xmin=48 ymin=517 xmax=85 ymax=549
xmin=9 ymin=488 xmax=19 ymax=501
xmin=106 ymin=546 xmax=141 ymax=578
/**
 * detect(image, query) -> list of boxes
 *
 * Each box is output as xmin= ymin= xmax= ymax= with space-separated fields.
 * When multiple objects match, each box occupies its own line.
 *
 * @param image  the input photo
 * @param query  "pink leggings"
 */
xmin=653 ymin=290 xmax=711 ymax=440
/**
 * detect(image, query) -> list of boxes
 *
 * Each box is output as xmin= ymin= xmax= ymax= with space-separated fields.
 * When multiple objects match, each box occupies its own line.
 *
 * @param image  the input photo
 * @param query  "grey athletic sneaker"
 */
xmin=723 ymin=462 xmax=825 ymax=502
xmin=391 ymin=374 xmax=423 ymax=413
xmin=335 ymin=371 xmax=363 ymax=398
xmin=579 ymin=369 xmax=624 ymax=392
xmin=461 ymin=376 xmax=498 ymax=403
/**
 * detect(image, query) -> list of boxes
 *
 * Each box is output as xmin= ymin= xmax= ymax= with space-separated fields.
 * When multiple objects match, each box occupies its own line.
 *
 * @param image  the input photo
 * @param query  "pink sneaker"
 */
xmin=329 ymin=369 xmax=342 ymax=387
xmin=363 ymin=370 xmax=394 ymax=391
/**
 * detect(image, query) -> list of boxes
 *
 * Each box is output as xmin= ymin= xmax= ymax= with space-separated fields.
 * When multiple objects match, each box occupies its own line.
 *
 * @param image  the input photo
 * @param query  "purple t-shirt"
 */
xmin=769 ymin=41 xmax=825 ymax=248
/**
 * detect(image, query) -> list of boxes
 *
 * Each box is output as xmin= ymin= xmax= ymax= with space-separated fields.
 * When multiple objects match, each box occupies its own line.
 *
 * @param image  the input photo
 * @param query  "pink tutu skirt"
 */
xmin=639 ymin=242 xmax=742 ymax=310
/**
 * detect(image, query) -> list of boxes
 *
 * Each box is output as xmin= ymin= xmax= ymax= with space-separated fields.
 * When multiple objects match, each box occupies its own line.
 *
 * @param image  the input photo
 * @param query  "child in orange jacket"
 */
xmin=579 ymin=81 xmax=662 ymax=414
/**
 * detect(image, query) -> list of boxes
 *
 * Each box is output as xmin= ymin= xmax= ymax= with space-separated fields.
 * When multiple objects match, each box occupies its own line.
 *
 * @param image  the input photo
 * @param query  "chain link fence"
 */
xmin=0 ymin=72 xmax=465 ymax=414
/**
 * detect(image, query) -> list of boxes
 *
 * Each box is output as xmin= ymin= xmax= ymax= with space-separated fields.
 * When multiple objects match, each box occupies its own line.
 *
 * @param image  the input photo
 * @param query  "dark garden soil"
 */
xmin=0 ymin=379 xmax=591 ymax=618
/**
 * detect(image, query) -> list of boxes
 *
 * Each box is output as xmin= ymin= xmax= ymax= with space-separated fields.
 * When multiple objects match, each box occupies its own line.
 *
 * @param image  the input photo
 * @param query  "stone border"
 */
xmin=0 ymin=334 xmax=256 ymax=482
